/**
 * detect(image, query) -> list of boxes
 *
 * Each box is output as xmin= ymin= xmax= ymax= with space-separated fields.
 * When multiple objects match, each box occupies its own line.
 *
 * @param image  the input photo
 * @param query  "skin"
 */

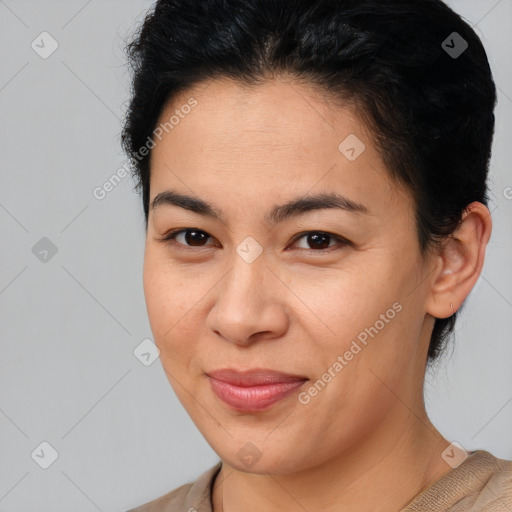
xmin=143 ymin=76 xmax=492 ymax=512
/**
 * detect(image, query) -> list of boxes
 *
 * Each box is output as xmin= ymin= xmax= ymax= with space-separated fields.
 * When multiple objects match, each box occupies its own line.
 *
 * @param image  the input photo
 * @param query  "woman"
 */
xmin=123 ymin=0 xmax=511 ymax=510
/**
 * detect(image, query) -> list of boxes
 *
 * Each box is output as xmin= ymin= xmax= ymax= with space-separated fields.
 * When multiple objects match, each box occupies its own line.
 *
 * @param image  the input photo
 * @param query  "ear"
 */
xmin=425 ymin=201 xmax=492 ymax=320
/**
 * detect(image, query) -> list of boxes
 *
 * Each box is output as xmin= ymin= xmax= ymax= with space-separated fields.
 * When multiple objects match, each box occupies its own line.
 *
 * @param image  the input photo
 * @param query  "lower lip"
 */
xmin=208 ymin=377 xmax=306 ymax=412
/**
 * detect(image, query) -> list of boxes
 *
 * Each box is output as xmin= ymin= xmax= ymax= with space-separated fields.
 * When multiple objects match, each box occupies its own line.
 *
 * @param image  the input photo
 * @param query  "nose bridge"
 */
xmin=217 ymin=221 xmax=271 ymax=305
xmin=221 ymin=250 xmax=269 ymax=317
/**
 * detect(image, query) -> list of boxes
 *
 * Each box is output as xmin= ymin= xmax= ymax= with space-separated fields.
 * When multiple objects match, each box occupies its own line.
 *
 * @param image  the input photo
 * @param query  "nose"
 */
xmin=206 ymin=254 xmax=289 ymax=347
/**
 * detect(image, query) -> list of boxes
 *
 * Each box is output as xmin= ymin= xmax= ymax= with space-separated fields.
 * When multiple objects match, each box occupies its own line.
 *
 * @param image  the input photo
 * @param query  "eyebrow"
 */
xmin=150 ymin=190 xmax=368 ymax=224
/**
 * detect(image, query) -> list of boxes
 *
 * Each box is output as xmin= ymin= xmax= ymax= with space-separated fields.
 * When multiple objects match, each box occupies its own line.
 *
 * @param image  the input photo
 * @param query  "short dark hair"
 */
xmin=121 ymin=0 xmax=497 ymax=363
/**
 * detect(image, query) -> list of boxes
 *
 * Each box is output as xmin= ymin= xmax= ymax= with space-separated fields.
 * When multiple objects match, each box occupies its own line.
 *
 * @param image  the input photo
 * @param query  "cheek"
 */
xmin=142 ymin=248 xmax=200 ymax=350
xmin=295 ymin=261 xmax=418 ymax=391
xmin=288 ymin=263 xmax=400 ymax=343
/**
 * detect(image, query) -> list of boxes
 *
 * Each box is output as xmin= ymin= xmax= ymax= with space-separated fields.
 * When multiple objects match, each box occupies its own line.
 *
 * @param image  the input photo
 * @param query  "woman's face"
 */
xmin=144 ymin=77 xmax=438 ymax=474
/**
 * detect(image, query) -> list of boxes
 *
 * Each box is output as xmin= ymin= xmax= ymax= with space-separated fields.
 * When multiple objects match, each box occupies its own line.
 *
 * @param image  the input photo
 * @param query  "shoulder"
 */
xmin=127 ymin=481 xmax=193 ymax=512
xmin=402 ymin=450 xmax=512 ymax=512
xmin=473 ymin=451 xmax=512 ymax=511
xmin=127 ymin=461 xmax=222 ymax=512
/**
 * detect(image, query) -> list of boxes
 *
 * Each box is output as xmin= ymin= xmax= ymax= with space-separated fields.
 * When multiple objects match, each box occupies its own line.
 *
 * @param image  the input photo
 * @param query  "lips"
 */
xmin=206 ymin=368 xmax=308 ymax=412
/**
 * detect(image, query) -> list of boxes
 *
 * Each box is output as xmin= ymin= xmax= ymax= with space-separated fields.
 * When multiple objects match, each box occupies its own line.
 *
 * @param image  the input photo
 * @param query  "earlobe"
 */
xmin=425 ymin=201 xmax=492 ymax=320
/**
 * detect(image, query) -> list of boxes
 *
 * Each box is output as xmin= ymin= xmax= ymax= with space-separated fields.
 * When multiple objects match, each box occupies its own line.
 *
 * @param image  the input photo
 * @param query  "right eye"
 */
xmin=158 ymin=228 xmax=220 ymax=249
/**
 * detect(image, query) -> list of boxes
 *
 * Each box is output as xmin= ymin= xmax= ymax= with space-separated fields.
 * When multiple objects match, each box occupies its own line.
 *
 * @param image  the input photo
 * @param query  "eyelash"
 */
xmin=157 ymin=229 xmax=350 ymax=253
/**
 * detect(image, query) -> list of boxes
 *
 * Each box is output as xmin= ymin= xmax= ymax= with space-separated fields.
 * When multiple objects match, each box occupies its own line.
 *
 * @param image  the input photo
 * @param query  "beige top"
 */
xmin=127 ymin=450 xmax=512 ymax=511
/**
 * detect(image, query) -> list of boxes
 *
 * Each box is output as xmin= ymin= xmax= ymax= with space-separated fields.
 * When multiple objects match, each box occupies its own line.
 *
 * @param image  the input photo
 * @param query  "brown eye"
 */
xmin=291 ymin=231 xmax=348 ymax=251
xmin=162 ymin=229 xmax=214 ymax=247
xmin=305 ymin=232 xmax=331 ymax=250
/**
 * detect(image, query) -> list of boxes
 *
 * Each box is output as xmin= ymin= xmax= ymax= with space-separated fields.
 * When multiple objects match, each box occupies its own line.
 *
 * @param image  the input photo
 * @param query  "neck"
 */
xmin=212 ymin=406 xmax=451 ymax=512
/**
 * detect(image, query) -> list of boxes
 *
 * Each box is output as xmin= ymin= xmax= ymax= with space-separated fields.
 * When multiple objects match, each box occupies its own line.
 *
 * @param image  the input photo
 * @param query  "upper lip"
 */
xmin=206 ymin=368 xmax=308 ymax=387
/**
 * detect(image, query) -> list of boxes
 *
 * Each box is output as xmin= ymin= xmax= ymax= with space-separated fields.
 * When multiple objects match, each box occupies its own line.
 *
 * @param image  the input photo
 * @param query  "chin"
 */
xmin=212 ymin=440 xmax=310 ymax=476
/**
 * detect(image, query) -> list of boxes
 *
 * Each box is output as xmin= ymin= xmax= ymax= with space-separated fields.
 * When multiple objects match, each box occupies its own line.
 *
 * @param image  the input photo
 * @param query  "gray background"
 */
xmin=0 ymin=1 xmax=511 ymax=510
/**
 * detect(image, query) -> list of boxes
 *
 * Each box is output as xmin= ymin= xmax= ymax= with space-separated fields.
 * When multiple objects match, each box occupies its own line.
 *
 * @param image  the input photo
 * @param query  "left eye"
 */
xmin=290 ymin=231 xmax=347 ymax=251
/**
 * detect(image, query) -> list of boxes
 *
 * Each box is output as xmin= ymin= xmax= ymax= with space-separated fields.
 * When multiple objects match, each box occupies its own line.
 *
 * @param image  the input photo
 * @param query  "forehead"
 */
xmin=149 ymin=76 xmax=412 ymax=221
xmin=158 ymin=77 xmax=362 ymax=149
